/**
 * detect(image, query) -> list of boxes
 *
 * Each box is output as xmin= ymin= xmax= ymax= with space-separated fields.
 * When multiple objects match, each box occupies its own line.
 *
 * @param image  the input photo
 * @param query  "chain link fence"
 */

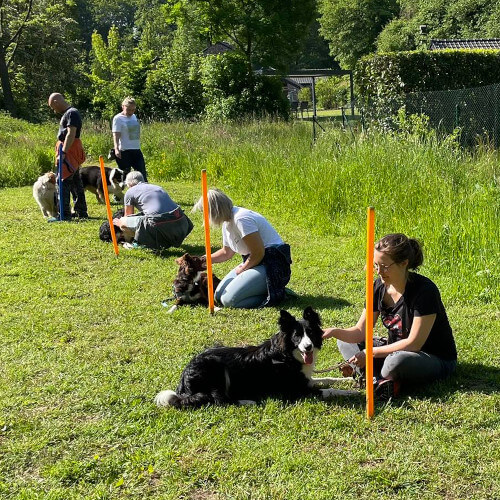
xmin=362 ymin=82 xmax=500 ymax=147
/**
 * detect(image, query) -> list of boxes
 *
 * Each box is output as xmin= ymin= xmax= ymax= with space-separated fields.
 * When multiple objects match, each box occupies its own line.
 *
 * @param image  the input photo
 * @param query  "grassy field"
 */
xmin=0 ymin=117 xmax=499 ymax=498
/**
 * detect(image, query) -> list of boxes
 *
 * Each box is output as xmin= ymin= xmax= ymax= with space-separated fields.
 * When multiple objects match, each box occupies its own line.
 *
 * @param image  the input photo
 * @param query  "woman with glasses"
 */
xmin=323 ymin=233 xmax=457 ymax=400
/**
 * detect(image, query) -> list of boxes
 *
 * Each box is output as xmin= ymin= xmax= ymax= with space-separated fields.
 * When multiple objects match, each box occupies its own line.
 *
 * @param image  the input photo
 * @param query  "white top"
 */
xmin=222 ymin=206 xmax=283 ymax=255
xmin=112 ymin=113 xmax=141 ymax=150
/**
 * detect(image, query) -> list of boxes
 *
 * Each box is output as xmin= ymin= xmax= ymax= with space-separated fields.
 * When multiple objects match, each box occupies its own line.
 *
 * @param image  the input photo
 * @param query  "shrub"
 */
xmin=315 ymin=76 xmax=349 ymax=109
xmin=355 ymin=49 xmax=500 ymax=118
xmin=200 ymin=53 xmax=289 ymax=122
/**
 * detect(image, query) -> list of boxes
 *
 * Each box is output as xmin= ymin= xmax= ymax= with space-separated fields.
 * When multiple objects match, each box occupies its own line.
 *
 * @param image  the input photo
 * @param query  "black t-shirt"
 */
xmin=57 ymin=107 xmax=82 ymax=141
xmin=373 ymin=273 xmax=457 ymax=360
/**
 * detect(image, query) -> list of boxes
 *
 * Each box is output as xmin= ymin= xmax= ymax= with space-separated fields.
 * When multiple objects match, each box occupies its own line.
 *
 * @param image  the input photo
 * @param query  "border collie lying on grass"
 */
xmin=155 ymin=306 xmax=357 ymax=408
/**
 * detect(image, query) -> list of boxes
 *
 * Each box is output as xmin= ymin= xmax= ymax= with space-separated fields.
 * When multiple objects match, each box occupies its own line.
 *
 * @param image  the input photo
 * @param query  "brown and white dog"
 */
xmin=33 ymin=171 xmax=57 ymax=218
xmin=79 ymin=165 xmax=125 ymax=204
xmin=166 ymin=253 xmax=221 ymax=313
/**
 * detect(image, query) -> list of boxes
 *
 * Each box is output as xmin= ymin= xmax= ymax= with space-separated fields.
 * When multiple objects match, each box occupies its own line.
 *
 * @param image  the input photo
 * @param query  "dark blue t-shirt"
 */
xmin=57 ymin=107 xmax=82 ymax=141
xmin=373 ymin=273 xmax=457 ymax=360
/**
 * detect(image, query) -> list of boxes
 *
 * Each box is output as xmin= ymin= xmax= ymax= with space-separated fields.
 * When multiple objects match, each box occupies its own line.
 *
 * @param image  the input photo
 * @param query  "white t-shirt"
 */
xmin=112 ymin=113 xmax=141 ymax=150
xmin=222 ymin=206 xmax=283 ymax=255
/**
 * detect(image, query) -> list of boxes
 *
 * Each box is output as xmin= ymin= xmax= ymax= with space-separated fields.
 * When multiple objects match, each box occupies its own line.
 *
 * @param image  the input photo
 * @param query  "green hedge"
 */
xmin=355 ymin=49 xmax=500 ymax=110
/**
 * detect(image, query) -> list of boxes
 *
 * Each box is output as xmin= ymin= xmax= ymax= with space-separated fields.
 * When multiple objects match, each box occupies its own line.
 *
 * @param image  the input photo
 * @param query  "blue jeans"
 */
xmin=215 ymin=265 xmax=268 ymax=308
xmin=337 ymin=339 xmax=456 ymax=385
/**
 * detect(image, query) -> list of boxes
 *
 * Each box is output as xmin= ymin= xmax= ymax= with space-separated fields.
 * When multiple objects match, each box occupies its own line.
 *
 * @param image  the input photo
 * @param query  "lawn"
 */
xmin=1 ymin=175 xmax=499 ymax=499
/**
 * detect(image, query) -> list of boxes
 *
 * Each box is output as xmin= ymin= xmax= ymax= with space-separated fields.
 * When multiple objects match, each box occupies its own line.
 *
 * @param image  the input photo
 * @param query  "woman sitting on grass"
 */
xmin=323 ymin=233 xmax=457 ymax=400
xmin=193 ymin=189 xmax=291 ymax=308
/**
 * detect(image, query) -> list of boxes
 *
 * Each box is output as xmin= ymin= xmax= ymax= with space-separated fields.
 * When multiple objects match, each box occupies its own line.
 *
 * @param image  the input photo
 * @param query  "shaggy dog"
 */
xmin=155 ymin=306 xmax=357 ymax=408
xmin=33 ymin=171 xmax=57 ymax=218
xmin=79 ymin=165 xmax=125 ymax=204
xmin=166 ymin=253 xmax=221 ymax=313
xmin=99 ymin=208 xmax=130 ymax=244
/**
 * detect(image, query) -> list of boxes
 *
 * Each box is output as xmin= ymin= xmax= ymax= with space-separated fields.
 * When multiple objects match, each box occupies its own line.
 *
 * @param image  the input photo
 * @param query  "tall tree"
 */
xmin=318 ymin=0 xmax=399 ymax=69
xmin=0 ymin=0 xmax=33 ymax=116
xmin=182 ymin=0 xmax=317 ymax=74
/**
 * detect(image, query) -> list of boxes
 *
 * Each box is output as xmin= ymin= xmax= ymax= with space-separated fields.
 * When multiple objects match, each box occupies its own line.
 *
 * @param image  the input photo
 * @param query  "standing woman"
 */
xmin=112 ymin=97 xmax=148 ymax=182
xmin=323 ymin=234 xmax=457 ymax=399
xmin=193 ymin=189 xmax=292 ymax=308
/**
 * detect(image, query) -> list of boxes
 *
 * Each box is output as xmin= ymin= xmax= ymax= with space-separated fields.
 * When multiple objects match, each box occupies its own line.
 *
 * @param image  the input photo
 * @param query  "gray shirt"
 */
xmin=124 ymin=182 xmax=177 ymax=216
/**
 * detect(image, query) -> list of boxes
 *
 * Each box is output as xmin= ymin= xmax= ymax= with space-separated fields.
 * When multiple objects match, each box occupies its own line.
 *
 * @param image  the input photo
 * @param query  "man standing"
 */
xmin=47 ymin=92 xmax=88 ymax=219
xmin=112 ymin=97 xmax=148 ymax=181
xmin=113 ymin=172 xmax=193 ymax=252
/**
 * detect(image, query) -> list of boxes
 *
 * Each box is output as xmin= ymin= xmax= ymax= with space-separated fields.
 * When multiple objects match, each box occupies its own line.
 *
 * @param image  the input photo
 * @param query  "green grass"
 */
xmin=1 ymin=178 xmax=499 ymax=499
xmin=1 ymin=117 xmax=499 ymax=498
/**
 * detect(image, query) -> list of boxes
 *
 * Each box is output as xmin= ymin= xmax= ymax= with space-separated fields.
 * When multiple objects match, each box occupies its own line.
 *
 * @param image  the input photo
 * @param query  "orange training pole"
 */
xmin=365 ymin=207 xmax=375 ymax=418
xmin=201 ymin=169 xmax=215 ymax=314
xmin=99 ymin=155 xmax=119 ymax=256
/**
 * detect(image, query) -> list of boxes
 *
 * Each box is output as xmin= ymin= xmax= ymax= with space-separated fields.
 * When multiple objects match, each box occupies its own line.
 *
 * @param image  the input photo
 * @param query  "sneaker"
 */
xmin=374 ymin=378 xmax=400 ymax=401
xmin=122 ymin=242 xmax=135 ymax=250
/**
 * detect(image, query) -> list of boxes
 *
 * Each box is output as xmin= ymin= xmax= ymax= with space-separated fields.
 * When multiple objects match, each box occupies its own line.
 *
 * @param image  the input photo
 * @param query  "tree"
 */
xmin=0 ymin=0 xmax=33 ymax=116
xmin=318 ymin=0 xmax=399 ymax=68
xmin=377 ymin=0 xmax=500 ymax=53
xmin=1 ymin=0 xmax=85 ymax=120
xmin=181 ymin=0 xmax=316 ymax=74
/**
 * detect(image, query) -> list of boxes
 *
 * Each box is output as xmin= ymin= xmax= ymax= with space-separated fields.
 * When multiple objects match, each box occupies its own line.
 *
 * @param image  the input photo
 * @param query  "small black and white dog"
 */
xmin=155 ymin=307 xmax=357 ymax=408
xmin=99 ymin=208 xmax=130 ymax=244
xmin=80 ymin=165 xmax=125 ymax=204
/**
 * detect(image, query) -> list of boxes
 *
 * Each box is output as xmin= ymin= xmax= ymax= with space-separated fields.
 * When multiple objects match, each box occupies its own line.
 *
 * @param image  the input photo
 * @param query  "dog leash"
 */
xmin=313 ymin=361 xmax=348 ymax=374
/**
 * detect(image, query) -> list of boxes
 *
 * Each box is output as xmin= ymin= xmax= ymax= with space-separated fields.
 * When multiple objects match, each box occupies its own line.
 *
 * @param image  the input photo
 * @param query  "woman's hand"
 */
xmin=322 ymin=328 xmax=337 ymax=339
xmin=348 ymin=350 xmax=366 ymax=369
xmin=235 ymin=263 xmax=246 ymax=275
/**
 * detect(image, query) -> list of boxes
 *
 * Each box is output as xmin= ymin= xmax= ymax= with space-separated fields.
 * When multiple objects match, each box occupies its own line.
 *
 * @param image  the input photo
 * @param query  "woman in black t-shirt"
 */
xmin=323 ymin=233 xmax=457 ymax=399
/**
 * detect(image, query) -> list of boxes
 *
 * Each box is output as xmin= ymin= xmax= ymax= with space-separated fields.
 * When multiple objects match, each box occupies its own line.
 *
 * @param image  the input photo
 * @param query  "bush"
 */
xmin=355 ymin=49 xmax=500 ymax=117
xmin=315 ymin=76 xmax=349 ymax=109
xmin=200 ymin=53 xmax=289 ymax=122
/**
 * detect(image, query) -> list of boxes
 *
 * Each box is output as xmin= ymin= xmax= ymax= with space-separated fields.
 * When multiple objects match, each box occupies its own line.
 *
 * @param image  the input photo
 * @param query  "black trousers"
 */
xmin=60 ymin=169 xmax=88 ymax=218
xmin=116 ymin=149 xmax=148 ymax=182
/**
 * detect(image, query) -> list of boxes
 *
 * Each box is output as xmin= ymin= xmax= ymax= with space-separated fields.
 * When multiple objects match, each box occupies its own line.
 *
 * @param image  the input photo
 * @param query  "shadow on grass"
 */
xmin=155 ymin=243 xmax=207 ymax=258
xmin=284 ymin=294 xmax=351 ymax=311
xmin=389 ymin=362 xmax=500 ymax=404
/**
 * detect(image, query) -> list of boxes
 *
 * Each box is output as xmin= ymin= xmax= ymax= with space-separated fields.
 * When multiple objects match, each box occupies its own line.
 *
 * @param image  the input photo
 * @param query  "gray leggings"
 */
xmin=337 ymin=339 xmax=457 ymax=385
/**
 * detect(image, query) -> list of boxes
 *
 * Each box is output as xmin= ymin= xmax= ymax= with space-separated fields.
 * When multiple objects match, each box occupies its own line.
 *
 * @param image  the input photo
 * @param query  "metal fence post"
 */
xmin=454 ymin=104 xmax=461 ymax=128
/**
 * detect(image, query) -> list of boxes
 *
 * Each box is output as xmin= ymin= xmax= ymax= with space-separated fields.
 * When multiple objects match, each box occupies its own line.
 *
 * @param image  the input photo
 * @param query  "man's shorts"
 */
xmin=123 ymin=214 xmax=145 ymax=230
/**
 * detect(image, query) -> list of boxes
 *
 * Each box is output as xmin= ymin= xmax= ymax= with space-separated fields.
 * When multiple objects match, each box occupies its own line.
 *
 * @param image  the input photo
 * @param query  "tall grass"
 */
xmin=142 ymin=120 xmax=499 ymax=304
xmin=1 ymin=116 xmax=498 ymax=303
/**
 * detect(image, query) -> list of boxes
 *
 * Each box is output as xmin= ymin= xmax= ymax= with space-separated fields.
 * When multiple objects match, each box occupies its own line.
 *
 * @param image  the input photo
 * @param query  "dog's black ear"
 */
xmin=279 ymin=310 xmax=296 ymax=332
xmin=303 ymin=306 xmax=321 ymax=326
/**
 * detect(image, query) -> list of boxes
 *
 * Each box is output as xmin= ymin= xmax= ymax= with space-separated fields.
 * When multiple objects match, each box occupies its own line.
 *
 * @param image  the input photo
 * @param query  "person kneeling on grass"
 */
xmin=192 ymin=189 xmax=292 ymax=308
xmin=323 ymin=233 xmax=457 ymax=400
xmin=113 ymin=172 xmax=193 ymax=252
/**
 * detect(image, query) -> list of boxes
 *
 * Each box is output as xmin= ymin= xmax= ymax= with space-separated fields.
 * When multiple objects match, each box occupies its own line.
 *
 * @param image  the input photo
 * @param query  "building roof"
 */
xmin=429 ymin=39 xmax=500 ymax=50
xmin=202 ymin=41 xmax=234 ymax=56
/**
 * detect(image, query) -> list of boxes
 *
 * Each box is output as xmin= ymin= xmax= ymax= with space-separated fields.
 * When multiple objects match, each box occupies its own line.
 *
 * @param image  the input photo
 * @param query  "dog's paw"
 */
xmin=166 ymin=305 xmax=178 ymax=314
xmin=320 ymin=388 xmax=359 ymax=399
xmin=238 ymin=399 xmax=257 ymax=406
xmin=154 ymin=390 xmax=178 ymax=407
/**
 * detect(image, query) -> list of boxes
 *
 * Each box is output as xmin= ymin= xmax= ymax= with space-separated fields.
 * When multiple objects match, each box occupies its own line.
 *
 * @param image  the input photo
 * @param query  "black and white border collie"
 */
xmin=79 ymin=165 xmax=125 ymax=204
xmin=155 ymin=306 xmax=357 ymax=408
